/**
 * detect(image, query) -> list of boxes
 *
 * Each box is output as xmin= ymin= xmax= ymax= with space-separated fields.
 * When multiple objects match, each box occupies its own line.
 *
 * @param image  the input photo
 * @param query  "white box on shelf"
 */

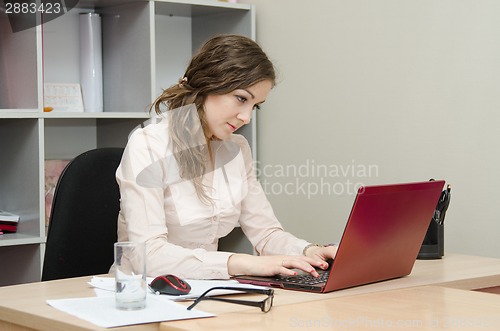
xmin=44 ymin=83 xmax=84 ymax=112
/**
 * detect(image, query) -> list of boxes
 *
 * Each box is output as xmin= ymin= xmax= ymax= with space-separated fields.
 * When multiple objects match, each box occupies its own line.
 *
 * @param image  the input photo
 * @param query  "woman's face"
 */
xmin=204 ymin=80 xmax=273 ymax=140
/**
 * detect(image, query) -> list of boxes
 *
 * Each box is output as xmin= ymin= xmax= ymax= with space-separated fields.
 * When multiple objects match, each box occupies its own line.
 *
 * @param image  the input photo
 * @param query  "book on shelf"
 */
xmin=0 ymin=209 xmax=20 ymax=234
xmin=45 ymin=159 xmax=70 ymax=227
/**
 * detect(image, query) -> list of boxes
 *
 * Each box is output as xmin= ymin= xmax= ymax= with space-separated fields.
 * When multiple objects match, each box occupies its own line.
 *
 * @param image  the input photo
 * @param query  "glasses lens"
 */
xmin=262 ymin=295 xmax=274 ymax=312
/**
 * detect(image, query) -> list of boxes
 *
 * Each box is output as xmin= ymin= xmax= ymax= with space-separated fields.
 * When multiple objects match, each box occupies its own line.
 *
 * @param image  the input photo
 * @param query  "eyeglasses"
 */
xmin=186 ymin=286 xmax=274 ymax=313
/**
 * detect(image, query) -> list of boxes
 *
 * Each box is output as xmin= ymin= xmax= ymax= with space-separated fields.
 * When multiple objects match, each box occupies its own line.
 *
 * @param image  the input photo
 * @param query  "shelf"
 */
xmin=0 ymin=111 xmax=40 ymax=118
xmin=0 ymin=0 xmax=255 ymax=286
xmin=0 ymin=234 xmax=44 ymax=247
xmin=155 ymin=0 xmax=252 ymax=17
xmin=77 ymin=0 xmax=145 ymax=9
xmin=0 ymin=112 xmax=150 ymax=119
xmin=42 ymin=112 xmax=150 ymax=119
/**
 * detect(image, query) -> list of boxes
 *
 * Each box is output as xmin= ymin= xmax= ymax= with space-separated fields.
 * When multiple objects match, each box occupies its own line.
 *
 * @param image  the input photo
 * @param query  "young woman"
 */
xmin=116 ymin=34 xmax=337 ymax=279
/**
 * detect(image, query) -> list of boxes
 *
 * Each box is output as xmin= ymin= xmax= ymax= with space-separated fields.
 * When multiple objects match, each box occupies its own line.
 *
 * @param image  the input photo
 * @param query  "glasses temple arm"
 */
xmin=187 ymin=296 xmax=263 ymax=310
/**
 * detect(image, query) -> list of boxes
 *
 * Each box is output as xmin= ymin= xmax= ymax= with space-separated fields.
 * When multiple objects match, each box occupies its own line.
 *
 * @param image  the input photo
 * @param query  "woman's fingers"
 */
xmin=280 ymin=256 xmax=326 ymax=277
xmin=228 ymin=253 xmax=330 ymax=277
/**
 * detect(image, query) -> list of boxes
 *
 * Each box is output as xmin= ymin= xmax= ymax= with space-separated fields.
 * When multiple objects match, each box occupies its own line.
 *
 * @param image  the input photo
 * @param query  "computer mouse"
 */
xmin=149 ymin=274 xmax=191 ymax=296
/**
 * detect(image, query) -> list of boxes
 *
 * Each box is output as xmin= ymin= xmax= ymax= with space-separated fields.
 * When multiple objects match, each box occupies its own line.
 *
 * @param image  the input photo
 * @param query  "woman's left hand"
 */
xmin=304 ymin=245 xmax=338 ymax=269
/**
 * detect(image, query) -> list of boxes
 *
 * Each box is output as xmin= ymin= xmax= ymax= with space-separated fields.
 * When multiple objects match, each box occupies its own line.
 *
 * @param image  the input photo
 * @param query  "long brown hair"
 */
xmin=150 ymin=34 xmax=276 ymax=204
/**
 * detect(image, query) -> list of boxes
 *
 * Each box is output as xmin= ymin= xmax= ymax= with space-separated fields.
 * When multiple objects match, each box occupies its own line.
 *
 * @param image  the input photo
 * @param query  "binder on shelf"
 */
xmin=0 ymin=209 xmax=20 ymax=234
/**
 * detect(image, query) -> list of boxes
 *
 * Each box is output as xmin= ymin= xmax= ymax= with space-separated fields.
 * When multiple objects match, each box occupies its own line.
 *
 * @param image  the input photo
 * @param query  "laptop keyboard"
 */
xmin=280 ymin=271 xmax=329 ymax=285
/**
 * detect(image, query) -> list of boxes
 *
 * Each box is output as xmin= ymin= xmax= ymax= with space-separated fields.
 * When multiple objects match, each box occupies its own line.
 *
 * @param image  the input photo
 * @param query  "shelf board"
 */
xmin=76 ymin=0 xmax=147 ymax=9
xmin=0 ymin=111 xmax=150 ymax=119
xmin=155 ymin=0 xmax=251 ymax=17
xmin=0 ymin=233 xmax=45 ymax=247
xmin=42 ymin=112 xmax=150 ymax=119
xmin=75 ymin=0 xmax=251 ymax=14
xmin=0 ymin=111 xmax=40 ymax=118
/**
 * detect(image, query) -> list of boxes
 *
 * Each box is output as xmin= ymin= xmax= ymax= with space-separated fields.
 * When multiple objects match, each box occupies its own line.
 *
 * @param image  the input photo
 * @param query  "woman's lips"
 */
xmin=227 ymin=122 xmax=237 ymax=132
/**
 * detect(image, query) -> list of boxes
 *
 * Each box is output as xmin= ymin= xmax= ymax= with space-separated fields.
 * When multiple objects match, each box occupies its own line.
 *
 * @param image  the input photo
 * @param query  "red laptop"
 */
xmin=234 ymin=180 xmax=445 ymax=293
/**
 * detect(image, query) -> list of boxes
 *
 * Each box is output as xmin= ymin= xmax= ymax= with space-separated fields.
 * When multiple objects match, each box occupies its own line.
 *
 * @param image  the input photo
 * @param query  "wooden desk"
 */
xmin=0 ymin=254 xmax=499 ymax=331
xmin=162 ymin=286 xmax=500 ymax=331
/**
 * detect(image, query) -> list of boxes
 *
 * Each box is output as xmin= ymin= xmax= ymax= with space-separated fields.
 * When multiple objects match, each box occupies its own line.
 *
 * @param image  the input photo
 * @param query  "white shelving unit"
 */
xmin=0 ymin=0 xmax=255 ymax=286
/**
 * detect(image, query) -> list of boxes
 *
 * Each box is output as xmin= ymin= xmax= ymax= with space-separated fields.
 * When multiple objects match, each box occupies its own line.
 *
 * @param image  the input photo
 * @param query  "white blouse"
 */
xmin=116 ymin=116 xmax=309 ymax=279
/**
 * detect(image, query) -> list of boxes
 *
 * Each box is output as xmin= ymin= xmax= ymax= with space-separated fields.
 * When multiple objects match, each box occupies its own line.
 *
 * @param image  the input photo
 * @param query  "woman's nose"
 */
xmin=237 ymin=108 xmax=252 ymax=124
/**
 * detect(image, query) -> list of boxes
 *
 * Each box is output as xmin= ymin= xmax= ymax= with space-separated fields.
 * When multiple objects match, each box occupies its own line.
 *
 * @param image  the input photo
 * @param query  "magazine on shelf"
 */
xmin=0 ymin=209 xmax=20 ymax=233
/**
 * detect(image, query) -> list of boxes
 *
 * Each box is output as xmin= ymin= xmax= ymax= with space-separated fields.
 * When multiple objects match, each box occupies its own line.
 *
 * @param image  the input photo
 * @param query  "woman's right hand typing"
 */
xmin=227 ymin=253 xmax=329 ymax=278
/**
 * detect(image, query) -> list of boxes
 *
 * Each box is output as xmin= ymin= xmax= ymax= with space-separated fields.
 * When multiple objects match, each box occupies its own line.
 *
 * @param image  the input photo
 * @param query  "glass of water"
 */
xmin=114 ymin=241 xmax=147 ymax=310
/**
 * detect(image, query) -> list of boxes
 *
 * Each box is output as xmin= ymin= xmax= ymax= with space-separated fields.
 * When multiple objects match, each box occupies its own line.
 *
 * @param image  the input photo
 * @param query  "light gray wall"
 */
xmin=240 ymin=0 xmax=500 ymax=258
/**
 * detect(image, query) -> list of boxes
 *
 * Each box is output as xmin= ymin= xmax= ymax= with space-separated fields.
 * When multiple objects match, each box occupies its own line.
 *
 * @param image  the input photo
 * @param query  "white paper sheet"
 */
xmin=46 ymin=295 xmax=213 ymax=328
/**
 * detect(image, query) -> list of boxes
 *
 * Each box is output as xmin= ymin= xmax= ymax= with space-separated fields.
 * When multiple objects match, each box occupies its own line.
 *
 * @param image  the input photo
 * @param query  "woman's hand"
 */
xmin=227 ymin=254 xmax=329 ymax=278
xmin=304 ymin=245 xmax=338 ymax=264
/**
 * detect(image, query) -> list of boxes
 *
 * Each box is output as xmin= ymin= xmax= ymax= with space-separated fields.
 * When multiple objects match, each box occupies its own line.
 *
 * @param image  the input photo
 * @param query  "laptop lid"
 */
xmin=234 ymin=180 xmax=445 ymax=293
xmin=323 ymin=180 xmax=445 ymax=292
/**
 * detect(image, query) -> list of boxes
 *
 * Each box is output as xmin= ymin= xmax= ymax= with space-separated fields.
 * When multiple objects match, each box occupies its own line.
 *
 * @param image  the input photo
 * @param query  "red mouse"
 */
xmin=149 ymin=274 xmax=191 ymax=296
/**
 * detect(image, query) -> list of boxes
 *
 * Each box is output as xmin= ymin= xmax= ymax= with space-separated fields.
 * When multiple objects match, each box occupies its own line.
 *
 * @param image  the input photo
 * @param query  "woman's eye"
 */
xmin=236 ymin=95 xmax=261 ymax=110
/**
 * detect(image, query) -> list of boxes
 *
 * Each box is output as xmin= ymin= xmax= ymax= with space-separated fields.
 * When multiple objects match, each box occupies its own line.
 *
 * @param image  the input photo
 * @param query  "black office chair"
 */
xmin=41 ymin=147 xmax=124 ymax=281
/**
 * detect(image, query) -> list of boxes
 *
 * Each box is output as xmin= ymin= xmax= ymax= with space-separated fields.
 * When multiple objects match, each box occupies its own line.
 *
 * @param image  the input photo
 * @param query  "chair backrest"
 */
xmin=41 ymin=148 xmax=124 ymax=281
